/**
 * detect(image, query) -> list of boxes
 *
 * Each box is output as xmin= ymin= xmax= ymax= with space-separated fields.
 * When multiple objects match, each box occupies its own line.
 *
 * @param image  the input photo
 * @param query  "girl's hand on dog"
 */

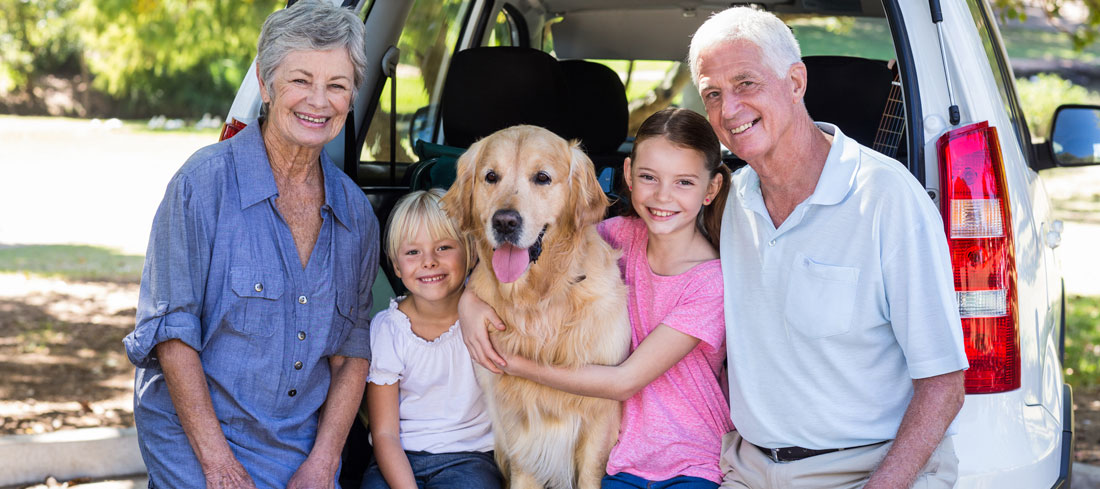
xmin=459 ymin=288 xmax=508 ymax=373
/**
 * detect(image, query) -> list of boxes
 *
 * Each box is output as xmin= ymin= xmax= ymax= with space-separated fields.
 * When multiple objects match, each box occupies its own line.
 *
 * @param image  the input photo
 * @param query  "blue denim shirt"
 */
xmin=123 ymin=122 xmax=379 ymax=488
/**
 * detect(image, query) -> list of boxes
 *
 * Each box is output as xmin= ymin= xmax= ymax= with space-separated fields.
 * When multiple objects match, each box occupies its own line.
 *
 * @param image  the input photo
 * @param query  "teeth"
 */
xmin=296 ymin=113 xmax=327 ymax=123
xmin=420 ymin=275 xmax=444 ymax=283
xmin=730 ymin=120 xmax=754 ymax=135
xmin=650 ymin=209 xmax=675 ymax=217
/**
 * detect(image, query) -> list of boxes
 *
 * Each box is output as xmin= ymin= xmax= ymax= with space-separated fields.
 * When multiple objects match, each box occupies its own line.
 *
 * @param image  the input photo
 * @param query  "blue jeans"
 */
xmin=360 ymin=450 xmax=502 ymax=489
xmin=602 ymin=471 xmax=719 ymax=489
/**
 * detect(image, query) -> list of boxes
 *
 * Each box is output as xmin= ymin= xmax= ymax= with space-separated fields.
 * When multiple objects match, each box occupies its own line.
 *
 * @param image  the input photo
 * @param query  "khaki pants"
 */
xmin=718 ymin=431 xmax=958 ymax=489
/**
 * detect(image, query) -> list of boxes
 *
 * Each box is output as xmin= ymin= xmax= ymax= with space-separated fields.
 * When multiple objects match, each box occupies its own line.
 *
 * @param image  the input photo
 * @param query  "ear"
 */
xmin=788 ymin=61 xmax=808 ymax=103
xmin=706 ymin=170 xmax=723 ymax=204
xmin=257 ymin=64 xmax=270 ymax=105
xmin=622 ymin=156 xmax=633 ymax=190
xmin=570 ymin=142 xmax=610 ymax=229
xmin=441 ymin=137 xmax=485 ymax=233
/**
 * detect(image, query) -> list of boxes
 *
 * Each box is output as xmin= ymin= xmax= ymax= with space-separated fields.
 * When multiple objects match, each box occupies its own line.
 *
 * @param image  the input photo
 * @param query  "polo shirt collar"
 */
xmin=805 ymin=122 xmax=860 ymax=207
xmin=231 ymin=121 xmax=352 ymax=230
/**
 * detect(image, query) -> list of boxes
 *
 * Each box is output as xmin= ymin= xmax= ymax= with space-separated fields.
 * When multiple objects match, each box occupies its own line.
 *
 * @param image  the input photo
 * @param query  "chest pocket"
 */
xmin=327 ymin=289 xmax=356 ymax=355
xmin=784 ymin=252 xmax=860 ymax=339
xmin=229 ymin=267 xmax=285 ymax=337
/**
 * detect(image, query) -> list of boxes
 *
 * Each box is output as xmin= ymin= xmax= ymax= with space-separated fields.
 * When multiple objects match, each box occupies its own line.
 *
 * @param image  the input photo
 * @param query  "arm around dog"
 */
xmin=458 ymin=288 xmax=507 ymax=373
xmin=502 ymin=325 xmax=700 ymax=401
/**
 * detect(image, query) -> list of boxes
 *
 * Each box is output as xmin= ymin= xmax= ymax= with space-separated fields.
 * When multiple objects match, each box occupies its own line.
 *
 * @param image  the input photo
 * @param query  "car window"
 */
xmin=359 ymin=0 xmax=473 ymax=173
xmin=486 ymin=5 xmax=523 ymax=47
xmin=966 ymin=0 xmax=1034 ymax=152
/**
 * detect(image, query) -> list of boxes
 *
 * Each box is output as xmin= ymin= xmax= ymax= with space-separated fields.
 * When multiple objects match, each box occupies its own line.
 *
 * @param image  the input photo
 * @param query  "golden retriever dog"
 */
xmin=441 ymin=125 xmax=631 ymax=489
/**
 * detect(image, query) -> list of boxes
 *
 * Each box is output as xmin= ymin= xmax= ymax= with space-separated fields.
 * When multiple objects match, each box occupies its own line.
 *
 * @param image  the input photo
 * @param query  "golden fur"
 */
xmin=442 ymin=125 xmax=631 ymax=489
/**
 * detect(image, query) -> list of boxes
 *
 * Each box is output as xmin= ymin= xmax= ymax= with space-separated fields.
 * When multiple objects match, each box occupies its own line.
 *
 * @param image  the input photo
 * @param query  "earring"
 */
xmin=704 ymin=198 xmax=711 ymax=205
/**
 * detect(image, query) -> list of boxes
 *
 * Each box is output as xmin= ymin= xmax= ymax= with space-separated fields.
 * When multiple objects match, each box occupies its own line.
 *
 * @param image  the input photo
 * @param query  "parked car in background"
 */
xmin=223 ymin=0 xmax=1100 ymax=487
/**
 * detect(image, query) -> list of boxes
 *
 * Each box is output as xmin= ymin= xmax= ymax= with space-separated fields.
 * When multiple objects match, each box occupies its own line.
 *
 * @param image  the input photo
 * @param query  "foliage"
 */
xmin=73 ymin=0 xmax=280 ymax=116
xmin=993 ymin=0 xmax=1100 ymax=50
xmin=1016 ymin=73 xmax=1100 ymax=139
xmin=0 ymin=245 xmax=144 ymax=283
xmin=0 ymin=0 xmax=82 ymax=94
xmin=1064 ymin=295 xmax=1100 ymax=388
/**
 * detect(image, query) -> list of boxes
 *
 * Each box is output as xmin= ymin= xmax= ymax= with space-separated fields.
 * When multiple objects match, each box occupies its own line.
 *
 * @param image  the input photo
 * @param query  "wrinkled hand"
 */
xmin=458 ymin=288 xmax=507 ymax=373
xmin=286 ymin=455 xmax=337 ymax=489
xmin=203 ymin=456 xmax=258 ymax=489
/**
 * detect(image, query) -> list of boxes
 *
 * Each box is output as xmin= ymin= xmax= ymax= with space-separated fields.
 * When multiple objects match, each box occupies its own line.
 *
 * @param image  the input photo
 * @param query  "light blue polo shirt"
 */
xmin=721 ymin=123 xmax=968 ymax=450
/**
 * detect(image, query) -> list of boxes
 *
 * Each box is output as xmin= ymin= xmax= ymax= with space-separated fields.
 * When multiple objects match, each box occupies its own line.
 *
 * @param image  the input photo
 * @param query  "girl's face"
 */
xmin=625 ymin=136 xmax=722 ymax=239
xmin=394 ymin=227 xmax=467 ymax=304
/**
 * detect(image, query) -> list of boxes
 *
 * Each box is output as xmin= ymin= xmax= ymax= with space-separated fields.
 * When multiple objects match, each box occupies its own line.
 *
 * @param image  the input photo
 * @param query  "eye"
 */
xmin=485 ymin=170 xmax=498 ymax=184
xmin=704 ymin=90 xmax=720 ymax=100
xmin=677 ymin=179 xmax=695 ymax=186
xmin=639 ymin=174 xmax=656 ymax=182
xmin=437 ymin=244 xmax=453 ymax=252
xmin=292 ymin=79 xmax=308 ymax=85
xmin=404 ymin=249 xmax=419 ymax=256
xmin=533 ymin=171 xmax=552 ymax=185
xmin=329 ymin=83 xmax=347 ymax=91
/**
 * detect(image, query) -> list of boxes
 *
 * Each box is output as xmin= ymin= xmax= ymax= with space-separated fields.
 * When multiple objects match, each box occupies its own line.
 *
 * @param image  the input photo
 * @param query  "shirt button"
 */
xmin=298 ymin=295 xmax=308 ymax=304
xmin=294 ymin=361 xmax=303 ymax=370
xmin=254 ymin=283 xmax=263 ymax=292
xmin=297 ymin=331 xmax=306 ymax=341
xmin=288 ymin=389 xmax=297 ymax=397
xmin=769 ymin=239 xmax=776 ymax=247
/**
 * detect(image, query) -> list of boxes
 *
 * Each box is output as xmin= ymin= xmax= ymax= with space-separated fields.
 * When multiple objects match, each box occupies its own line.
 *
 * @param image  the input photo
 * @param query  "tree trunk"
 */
xmin=626 ymin=62 xmax=692 ymax=136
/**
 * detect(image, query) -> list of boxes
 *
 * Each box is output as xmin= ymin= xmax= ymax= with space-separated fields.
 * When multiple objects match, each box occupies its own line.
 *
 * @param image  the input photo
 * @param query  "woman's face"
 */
xmin=260 ymin=48 xmax=355 ymax=152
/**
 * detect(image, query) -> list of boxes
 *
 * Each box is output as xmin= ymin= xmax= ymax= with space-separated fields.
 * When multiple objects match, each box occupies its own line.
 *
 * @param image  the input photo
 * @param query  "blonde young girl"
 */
xmin=461 ymin=108 xmax=734 ymax=488
xmin=362 ymin=189 xmax=501 ymax=489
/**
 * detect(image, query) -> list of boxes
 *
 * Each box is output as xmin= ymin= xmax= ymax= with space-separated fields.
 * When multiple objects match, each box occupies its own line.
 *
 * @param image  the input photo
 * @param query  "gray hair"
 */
xmin=257 ymin=0 xmax=367 ymax=112
xmin=688 ymin=7 xmax=801 ymax=84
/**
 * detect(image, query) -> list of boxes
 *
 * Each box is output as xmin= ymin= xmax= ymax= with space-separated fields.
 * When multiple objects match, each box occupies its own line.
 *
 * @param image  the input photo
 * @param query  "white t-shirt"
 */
xmin=368 ymin=297 xmax=493 ymax=453
xmin=721 ymin=123 xmax=969 ymax=450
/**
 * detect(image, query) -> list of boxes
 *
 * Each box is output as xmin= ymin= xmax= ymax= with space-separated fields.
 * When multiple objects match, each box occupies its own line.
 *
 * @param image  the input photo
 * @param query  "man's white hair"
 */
xmin=688 ymin=7 xmax=802 ymax=85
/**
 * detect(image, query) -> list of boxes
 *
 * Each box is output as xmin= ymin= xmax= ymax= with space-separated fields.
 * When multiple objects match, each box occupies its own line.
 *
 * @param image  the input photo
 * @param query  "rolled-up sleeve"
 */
xmin=334 ymin=200 xmax=380 ymax=360
xmin=124 ymin=174 xmax=211 ymax=368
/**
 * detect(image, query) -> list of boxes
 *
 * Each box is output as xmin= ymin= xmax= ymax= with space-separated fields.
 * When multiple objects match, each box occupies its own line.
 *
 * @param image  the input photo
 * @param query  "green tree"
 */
xmin=73 ymin=0 xmax=281 ymax=116
xmin=993 ymin=0 xmax=1100 ymax=49
xmin=0 ymin=0 xmax=81 ymax=96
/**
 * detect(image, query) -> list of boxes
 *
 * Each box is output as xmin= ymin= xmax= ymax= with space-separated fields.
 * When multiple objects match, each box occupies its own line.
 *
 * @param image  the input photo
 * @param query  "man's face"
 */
xmin=697 ymin=40 xmax=804 ymax=163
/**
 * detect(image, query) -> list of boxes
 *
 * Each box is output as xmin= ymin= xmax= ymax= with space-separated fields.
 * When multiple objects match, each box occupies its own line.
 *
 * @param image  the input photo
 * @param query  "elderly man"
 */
xmin=689 ymin=7 xmax=969 ymax=489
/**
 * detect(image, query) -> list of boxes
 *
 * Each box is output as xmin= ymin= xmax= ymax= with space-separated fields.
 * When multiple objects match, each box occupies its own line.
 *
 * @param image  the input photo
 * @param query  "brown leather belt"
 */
xmin=753 ymin=441 xmax=885 ymax=463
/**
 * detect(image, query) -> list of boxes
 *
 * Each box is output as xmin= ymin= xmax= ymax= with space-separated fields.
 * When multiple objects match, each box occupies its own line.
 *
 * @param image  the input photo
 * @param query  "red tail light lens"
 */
xmin=219 ymin=118 xmax=248 ymax=141
xmin=937 ymin=121 xmax=1019 ymax=394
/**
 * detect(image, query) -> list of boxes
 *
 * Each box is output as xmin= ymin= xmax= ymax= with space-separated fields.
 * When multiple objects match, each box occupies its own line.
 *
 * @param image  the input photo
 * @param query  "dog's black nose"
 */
xmin=492 ymin=209 xmax=522 ymax=240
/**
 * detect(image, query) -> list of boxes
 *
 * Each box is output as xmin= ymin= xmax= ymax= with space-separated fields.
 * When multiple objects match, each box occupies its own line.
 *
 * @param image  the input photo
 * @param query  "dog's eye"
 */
xmin=533 ymin=171 xmax=552 ymax=185
xmin=485 ymin=170 xmax=498 ymax=184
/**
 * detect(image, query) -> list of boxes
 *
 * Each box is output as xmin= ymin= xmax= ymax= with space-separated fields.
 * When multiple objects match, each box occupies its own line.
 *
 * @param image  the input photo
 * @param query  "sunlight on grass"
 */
xmin=0 ymin=245 xmax=145 ymax=283
xmin=1065 ymin=295 xmax=1100 ymax=388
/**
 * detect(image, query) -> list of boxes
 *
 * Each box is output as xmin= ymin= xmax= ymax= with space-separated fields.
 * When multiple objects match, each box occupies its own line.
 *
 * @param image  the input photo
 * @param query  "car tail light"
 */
xmin=219 ymin=118 xmax=248 ymax=141
xmin=937 ymin=121 xmax=1019 ymax=394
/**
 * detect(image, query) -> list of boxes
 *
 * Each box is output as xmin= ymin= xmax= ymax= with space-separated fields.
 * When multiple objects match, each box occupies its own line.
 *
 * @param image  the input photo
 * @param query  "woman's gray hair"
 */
xmin=688 ymin=6 xmax=801 ymax=84
xmin=257 ymin=0 xmax=367 ymax=111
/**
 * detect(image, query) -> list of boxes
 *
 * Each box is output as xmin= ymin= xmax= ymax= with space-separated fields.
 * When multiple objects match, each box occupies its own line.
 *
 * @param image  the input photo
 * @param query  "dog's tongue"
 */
xmin=492 ymin=243 xmax=530 ymax=283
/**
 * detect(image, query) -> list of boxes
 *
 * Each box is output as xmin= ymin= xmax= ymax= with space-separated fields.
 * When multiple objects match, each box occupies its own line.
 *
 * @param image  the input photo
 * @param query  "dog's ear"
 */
xmin=570 ymin=141 xmax=610 ymax=229
xmin=441 ymin=138 xmax=486 ymax=233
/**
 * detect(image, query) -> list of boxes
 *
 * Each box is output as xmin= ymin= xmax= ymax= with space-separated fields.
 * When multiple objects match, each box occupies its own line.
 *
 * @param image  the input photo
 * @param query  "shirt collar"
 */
xmin=805 ymin=122 xmax=860 ymax=207
xmin=231 ymin=122 xmax=352 ymax=229
xmin=733 ymin=122 xmax=859 ymax=211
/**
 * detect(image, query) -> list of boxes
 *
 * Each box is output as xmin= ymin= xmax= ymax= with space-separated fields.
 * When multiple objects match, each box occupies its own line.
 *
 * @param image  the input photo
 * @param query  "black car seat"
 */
xmin=801 ymin=55 xmax=904 ymax=158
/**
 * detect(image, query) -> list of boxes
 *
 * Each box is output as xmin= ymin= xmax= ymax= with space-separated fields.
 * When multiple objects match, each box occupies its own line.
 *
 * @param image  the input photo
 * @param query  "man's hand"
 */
xmin=203 ymin=455 xmax=258 ymax=489
xmin=286 ymin=454 xmax=338 ymax=489
xmin=458 ymin=287 xmax=507 ymax=373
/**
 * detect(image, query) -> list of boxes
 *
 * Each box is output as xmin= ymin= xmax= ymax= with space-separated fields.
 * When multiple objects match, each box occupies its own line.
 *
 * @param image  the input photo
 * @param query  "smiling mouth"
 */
xmin=418 ymin=274 xmax=446 ymax=283
xmin=649 ymin=208 xmax=678 ymax=218
xmin=730 ymin=119 xmax=758 ymax=135
xmin=295 ymin=112 xmax=328 ymax=124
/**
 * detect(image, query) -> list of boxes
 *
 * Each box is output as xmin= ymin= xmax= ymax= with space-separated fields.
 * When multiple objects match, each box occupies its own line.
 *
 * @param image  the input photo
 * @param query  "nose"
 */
xmin=307 ymin=82 xmax=326 ymax=107
xmin=721 ymin=92 xmax=742 ymax=121
xmin=492 ymin=209 xmax=523 ymax=242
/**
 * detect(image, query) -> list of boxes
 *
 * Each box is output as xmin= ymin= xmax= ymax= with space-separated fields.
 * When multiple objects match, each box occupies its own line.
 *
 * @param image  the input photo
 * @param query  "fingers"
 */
xmin=480 ymin=324 xmax=506 ymax=369
xmin=486 ymin=308 xmax=506 ymax=331
xmin=472 ymin=332 xmax=504 ymax=374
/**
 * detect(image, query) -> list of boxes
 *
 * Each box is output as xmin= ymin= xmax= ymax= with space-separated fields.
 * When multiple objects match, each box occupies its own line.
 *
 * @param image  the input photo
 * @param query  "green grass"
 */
xmin=1000 ymin=26 xmax=1100 ymax=63
xmin=1065 ymin=295 xmax=1100 ymax=388
xmin=0 ymin=245 xmax=145 ymax=283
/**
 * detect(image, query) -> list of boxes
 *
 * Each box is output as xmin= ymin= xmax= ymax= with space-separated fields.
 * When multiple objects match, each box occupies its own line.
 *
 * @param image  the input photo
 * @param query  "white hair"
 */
xmin=688 ymin=6 xmax=802 ymax=84
xmin=257 ymin=0 xmax=367 ymax=114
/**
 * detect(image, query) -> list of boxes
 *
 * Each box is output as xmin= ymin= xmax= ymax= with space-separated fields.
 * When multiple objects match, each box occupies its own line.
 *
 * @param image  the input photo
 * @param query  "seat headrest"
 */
xmin=441 ymin=47 xmax=569 ymax=148
xmin=559 ymin=60 xmax=629 ymax=155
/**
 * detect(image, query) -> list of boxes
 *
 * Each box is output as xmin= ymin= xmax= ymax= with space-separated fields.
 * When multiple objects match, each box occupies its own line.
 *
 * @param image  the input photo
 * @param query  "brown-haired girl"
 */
xmin=461 ymin=108 xmax=734 ymax=488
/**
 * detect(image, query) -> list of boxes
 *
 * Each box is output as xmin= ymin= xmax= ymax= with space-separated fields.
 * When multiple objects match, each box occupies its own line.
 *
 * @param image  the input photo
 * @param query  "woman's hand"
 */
xmin=458 ymin=287 xmax=507 ymax=373
xmin=203 ymin=456 xmax=258 ymax=489
xmin=287 ymin=455 xmax=338 ymax=489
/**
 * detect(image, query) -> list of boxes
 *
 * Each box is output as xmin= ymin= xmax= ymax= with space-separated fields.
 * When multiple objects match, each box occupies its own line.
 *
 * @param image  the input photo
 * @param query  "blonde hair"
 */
xmin=688 ymin=6 xmax=802 ymax=84
xmin=385 ymin=189 xmax=475 ymax=274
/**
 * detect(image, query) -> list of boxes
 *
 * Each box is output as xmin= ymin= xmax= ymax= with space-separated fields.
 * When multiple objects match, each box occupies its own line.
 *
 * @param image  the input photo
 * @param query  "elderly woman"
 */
xmin=123 ymin=2 xmax=377 ymax=488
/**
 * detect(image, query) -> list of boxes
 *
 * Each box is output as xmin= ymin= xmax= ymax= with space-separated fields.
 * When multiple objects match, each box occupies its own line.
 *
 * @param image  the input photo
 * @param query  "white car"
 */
xmin=224 ymin=0 xmax=1100 ymax=487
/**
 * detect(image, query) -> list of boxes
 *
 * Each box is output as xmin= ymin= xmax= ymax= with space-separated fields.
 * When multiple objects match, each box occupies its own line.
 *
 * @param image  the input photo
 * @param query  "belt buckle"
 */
xmin=769 ymin=448 xmax=781 ymax=463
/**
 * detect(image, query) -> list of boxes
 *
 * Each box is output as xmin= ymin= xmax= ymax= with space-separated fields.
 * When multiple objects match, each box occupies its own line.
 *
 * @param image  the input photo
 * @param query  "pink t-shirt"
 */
xmin=599 ymin=216 xmax=733 ymax=484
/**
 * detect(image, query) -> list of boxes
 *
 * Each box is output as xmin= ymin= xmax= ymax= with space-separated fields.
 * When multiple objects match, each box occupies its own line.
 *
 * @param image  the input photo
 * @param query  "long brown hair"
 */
xmin=621 ymin=108 xmax=731 ymax=251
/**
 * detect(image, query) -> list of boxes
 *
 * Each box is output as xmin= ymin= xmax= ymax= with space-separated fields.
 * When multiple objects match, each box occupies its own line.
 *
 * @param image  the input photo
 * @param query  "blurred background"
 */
xmin=2 ymin=0 xmax=1100 ymax=486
